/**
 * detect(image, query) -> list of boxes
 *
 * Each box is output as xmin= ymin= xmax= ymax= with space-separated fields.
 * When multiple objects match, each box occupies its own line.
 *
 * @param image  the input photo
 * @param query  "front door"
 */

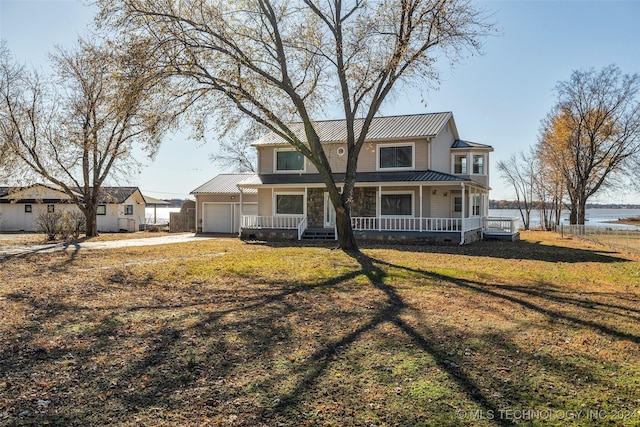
xmin=324 ymin=193 xmax=336 ymax=228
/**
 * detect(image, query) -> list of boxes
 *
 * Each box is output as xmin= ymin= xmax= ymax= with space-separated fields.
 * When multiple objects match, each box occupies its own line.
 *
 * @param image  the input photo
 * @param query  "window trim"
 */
xmin=124 ymin=205 xmax=133 ymax=216
xmin=273 ymin=192 xmax=306 ymax=217
xmin=472 ymin=154 xmax=485 ymax=175
xmin=453 ymin=196 xmax=463 ymax=213
xmin=274 ymin=148 xmax=306 ymax=173
xmin=379 ymin=191 xmax=415 ymax=217
xmin=453 ymin=154 xmax=468 ymax=175
xmin=376 ymin=142 xmax=415 ymax=171
xmin=96 ymin=205 xmax=106 ymax=215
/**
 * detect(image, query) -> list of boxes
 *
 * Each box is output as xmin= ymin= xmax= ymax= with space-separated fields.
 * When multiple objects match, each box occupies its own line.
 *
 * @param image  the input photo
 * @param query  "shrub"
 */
xmin=60 ymin=210 xmax=86 ymax=240
xmin=35 ymin=210 xmax=63 ymax=241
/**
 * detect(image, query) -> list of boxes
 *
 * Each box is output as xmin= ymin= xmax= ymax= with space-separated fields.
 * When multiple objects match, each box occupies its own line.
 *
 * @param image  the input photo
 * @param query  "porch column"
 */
xmin=419 ymin=185 xmax=423 ymax=232
xmin=239 ymin=189 xmax=244 ymax=236
xmin=378 ymin=185 xmax=382 ymax=231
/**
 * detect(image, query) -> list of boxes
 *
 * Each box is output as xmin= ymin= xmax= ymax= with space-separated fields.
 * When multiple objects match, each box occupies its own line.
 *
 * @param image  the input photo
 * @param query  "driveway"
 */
xmin=0 ymin=234 xmax=217 ymax=258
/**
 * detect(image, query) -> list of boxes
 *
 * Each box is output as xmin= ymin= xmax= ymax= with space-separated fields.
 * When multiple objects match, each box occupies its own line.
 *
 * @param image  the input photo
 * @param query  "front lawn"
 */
xmin=1 ymin=232 xmax=639 ymax=426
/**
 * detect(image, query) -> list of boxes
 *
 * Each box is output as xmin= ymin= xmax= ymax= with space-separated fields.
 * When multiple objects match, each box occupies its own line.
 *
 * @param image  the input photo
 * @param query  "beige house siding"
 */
xmin=430 ymin=121 xmax=456 ymax=174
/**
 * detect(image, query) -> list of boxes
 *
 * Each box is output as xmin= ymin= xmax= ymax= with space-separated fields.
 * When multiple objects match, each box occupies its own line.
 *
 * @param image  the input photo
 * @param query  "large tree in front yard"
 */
xmin=0 ymin=39 xmax=176 ymax=236
xmin=537 ymin=65 xmax=640 ymax=225
xmin=98 ymin=0 xmax=493 ymax=250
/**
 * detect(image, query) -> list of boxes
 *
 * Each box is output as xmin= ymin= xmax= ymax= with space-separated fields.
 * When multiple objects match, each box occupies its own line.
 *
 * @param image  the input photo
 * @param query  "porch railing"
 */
xmin=351 ymin=217 xmax=482 ymax=232
xmin=241 ymin=215 xmax=305 ymax=230
xmin=483 ymin=217 xmax=519 ymax=235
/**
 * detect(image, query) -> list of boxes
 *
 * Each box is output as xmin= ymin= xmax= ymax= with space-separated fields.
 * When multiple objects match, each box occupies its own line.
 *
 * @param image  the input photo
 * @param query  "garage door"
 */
xmin=203 ymin=204 xmax=233 ymax=233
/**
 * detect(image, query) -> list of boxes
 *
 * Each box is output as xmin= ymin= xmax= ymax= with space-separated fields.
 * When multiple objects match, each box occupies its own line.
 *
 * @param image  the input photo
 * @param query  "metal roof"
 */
xmin=252 ymin=112 xmax=454 ymax=146
xmin=97 ymin=187 xmax=141 ymax=204
xmin=190 ymin=173 xmax=258 ymax=194
xmin=452 ymin=139 xmax=493 ymax=150
xmin=238 ymin=170 xmax=487 ymax=188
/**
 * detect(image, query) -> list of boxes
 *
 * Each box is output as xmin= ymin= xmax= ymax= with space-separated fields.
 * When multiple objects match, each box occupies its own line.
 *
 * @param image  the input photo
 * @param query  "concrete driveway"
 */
xmin=0 ymin=233 xmax=217 ymax=258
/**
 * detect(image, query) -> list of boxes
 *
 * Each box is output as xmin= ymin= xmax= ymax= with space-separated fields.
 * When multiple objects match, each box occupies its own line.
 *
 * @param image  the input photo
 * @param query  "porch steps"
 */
xmin=301 ymin=228 xmax=336 ymax=241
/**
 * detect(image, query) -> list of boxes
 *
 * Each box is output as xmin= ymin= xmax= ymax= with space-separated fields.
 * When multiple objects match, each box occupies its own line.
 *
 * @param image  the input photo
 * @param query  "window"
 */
xmin=472 ymin=195 xmax=481 ymax=215
xmin=381 ymin=193 xmax=413 ymax=216
xmin=124 ymin=205 xmax=133 ymax=215
xmin=276 ymin=150 xmax=305 ymax=172
xmin=454 ymin=155 xmax=467 ymax=174
xmin=473 ymin=155 xmax=485 ymax=174
xmin=97 ymin=205 xmax=106 ymax=215
xmin=379 ymin=145 xmax=413 ymax=169
xmin=453 ymin=197 xmax=462 ymax=213
xmin=47 ymin=204 xmax=55 ymax=213
xmin=276 ymin=194 xmax=304 ymax=215
xmin=24 ymin=205 xmax=32 ymax=213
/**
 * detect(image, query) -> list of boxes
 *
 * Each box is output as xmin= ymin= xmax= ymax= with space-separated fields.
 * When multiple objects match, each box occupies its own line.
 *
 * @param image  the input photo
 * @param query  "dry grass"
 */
xmin=0 ymin=231 xmax=176 ymax=247
xmin=1 ymin=231 xmax=639 ymax=426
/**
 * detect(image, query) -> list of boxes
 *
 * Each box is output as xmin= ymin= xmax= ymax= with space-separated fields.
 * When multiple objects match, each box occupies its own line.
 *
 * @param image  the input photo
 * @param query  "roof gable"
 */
xmin=253 ymin=112 xmax=454 ymax=146
xmin=97 ymin=187 xmax=142 ymax=204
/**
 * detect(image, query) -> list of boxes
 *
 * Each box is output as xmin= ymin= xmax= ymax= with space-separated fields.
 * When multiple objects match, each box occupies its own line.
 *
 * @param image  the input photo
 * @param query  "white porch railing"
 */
xmin=241 ymin=215 xmax=306 ymax=230
xmin=351 ymin=217 xmax=483 ymax=232
xmin=483 ymin=217 xmax=519 ymax=235
xmin=297 ymin=216 xmax=308 ymax=240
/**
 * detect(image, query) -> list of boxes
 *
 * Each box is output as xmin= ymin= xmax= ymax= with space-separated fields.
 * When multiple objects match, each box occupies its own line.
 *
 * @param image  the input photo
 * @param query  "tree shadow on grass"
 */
xmin=2 ymin=245 xmax=638 ymax=426
xmin=358 ymin=238 xmax=632 ymax=264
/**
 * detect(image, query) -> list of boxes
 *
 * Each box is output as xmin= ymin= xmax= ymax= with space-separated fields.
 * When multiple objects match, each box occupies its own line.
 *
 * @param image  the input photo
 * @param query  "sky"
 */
xmin=1 ymin=0 xmax=640 ymax=203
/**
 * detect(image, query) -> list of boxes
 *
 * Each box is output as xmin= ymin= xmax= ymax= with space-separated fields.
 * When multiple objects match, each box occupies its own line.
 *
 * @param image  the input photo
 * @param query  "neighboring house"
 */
xmin=191 ymin=173 xmax=258 ymax=233
xmin=0 ymin=184 xmax=147 ymax=233
xmin=193 ymin=112 xmax=519 ymax=243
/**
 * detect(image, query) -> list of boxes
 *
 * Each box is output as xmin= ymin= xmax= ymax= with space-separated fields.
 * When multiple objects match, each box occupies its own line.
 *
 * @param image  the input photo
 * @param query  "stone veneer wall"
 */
xmin=350 ymin=187 xmax=376 ymax=217
xmin=307 ymin=188 xmax=325 ymax=228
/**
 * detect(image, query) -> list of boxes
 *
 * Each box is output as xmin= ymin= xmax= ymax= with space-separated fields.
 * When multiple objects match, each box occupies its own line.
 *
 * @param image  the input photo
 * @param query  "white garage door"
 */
xmin=203 ymin=204 xmax=233 ymax=233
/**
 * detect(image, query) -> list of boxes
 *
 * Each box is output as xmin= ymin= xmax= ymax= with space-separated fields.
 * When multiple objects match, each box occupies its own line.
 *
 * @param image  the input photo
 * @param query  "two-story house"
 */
xmin=192 ymin=112 xmax=519 ymax=243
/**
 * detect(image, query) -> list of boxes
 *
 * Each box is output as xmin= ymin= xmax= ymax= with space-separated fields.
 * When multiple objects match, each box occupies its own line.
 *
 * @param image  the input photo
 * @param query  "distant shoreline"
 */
xmin=490 ymin=201 xmax=640 ymax=210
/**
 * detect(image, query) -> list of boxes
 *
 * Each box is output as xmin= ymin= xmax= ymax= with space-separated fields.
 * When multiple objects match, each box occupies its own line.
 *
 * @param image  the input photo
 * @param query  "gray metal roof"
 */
xmin=452 ymin=139 xmax=493 ymax=150
xmin=252 ymin=112 xmax=454 ymax=146
xmin=191 ymin=173 xmax=258 ymax=194
xmin=238 ymin=170 xmax=487 ymax=188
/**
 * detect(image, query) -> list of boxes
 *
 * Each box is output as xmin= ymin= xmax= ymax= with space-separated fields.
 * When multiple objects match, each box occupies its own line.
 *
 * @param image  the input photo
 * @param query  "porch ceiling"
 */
xmin=238 ymin=170 xmax=488 ymax=189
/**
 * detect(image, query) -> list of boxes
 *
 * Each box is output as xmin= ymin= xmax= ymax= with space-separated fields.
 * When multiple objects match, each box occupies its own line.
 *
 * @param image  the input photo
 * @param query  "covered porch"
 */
xmin=237 ymin=173 xmax=518 ymax=244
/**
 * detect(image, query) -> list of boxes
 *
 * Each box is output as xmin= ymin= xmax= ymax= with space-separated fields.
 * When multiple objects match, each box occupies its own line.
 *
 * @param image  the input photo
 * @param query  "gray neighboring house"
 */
xmin=191 ymin=173 xmax=258 ymax=233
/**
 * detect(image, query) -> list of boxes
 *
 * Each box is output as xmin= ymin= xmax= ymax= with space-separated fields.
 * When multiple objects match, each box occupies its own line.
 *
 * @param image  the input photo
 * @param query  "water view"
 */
xmin=489 ymin=208 xmax=640 ymax=230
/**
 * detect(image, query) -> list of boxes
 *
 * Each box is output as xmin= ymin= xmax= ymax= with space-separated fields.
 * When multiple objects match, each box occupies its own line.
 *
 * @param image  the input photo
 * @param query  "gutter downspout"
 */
xmin=460 ymin=183 xmax=466 ymax=245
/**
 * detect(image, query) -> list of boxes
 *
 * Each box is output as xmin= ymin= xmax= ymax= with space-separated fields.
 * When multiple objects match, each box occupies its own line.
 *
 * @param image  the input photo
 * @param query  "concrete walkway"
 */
xmin=0 ymin=234 xmax=216 ymax=258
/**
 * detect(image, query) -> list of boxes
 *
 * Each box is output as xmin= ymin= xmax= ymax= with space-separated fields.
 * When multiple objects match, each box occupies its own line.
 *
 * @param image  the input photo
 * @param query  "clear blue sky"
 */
xmin=2 ymin=0 xmax=640 ymax=203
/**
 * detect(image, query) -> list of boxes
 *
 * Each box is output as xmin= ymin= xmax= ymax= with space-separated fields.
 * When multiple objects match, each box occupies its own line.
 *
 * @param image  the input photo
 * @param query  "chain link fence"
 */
xmin=560 ymin=224 xmax=640 ymax=253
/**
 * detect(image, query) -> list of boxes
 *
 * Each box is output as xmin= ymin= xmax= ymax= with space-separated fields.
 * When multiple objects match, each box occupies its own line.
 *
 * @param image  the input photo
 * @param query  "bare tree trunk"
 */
xmin=335 ymin=206 xmax=357 ymax=251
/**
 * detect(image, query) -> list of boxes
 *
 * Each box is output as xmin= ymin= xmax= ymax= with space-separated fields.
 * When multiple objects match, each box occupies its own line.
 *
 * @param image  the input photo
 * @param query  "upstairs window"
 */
xmin=276 ymin=150 xmax=305 ymax=172
xmin=379 ymin=144 xmax=413 ymax=169
xmin=473 ymin=155 xmax=485 ymax=174
xmin=454 ymin=155 xmax=467 ymax=174
xmin=124 ymin=205 xmax=133 ymax=215
xmin=25 ymin=205 xmax=32 ymax=213
xmin=97 ymin=205 xmax=106 ymax=215
xmin=47 ymin=204 xmax=55 ymax=213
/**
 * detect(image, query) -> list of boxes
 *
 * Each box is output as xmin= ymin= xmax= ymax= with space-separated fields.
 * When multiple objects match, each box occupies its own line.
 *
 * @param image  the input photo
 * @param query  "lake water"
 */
xmin=489 ymin=208 xmax=640 ymax=229
xmin=145 ymin=207 xmax=181 ymax=224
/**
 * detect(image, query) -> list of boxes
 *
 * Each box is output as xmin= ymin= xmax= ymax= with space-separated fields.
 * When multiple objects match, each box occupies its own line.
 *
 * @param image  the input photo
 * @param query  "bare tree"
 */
xmin=0 ymin=39 xmax=177 ymax=236
xmin=497 ymin=152 xmax=535 ymax=230
xmin=538 ymin=65 xmax=640 ymax=225
xmin=97 ymin=0 xmax=493 ymax=250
